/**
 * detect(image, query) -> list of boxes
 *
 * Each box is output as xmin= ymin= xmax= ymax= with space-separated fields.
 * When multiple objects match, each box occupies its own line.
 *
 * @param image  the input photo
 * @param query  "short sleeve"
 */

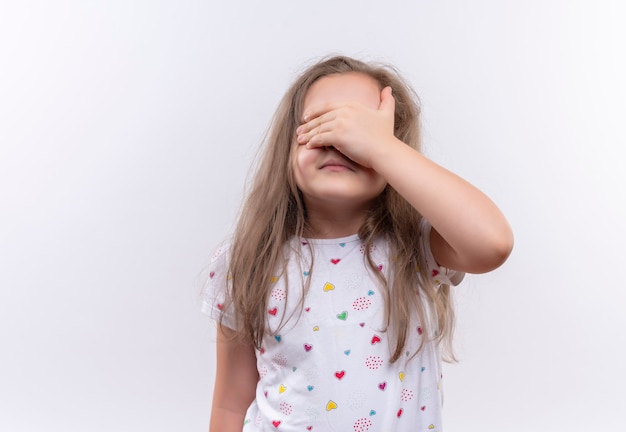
xmin=420 ymin=219 xmax=465 ymax=287
xmin=201 ymin=241 xmax=237 ymax=329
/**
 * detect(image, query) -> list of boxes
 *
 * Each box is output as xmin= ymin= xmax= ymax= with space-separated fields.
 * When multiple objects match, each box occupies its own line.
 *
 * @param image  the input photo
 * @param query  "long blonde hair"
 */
xmin=222 ymin=55 xmax=455 ymax=363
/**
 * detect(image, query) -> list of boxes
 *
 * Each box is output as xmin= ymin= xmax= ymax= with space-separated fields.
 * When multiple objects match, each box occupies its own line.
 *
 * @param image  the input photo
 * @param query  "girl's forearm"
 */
xmin=372 ymin=137 xmax=513 ymax=273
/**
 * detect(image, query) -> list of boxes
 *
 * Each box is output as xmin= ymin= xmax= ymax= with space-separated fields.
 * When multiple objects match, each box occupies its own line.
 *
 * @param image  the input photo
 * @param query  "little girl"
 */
xmin=203 ymin=56 xmax=513 ymax=431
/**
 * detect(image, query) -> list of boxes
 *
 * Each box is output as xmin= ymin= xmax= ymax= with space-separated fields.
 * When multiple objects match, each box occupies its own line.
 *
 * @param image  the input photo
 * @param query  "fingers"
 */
xmin=302 ymin=101 xmax=341 ymax=123
xmin=296 ymin=115 xmax=323 ymax=136
xmin=296 ymin=111 xmax=335 ymax=146
xmin=296 ymin=120 xmax=330 ymax=147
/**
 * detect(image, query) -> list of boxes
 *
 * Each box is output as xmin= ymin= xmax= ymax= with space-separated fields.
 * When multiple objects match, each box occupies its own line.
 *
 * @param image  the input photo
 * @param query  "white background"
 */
xmin=1 ymin=1 xmax=625 ymax=431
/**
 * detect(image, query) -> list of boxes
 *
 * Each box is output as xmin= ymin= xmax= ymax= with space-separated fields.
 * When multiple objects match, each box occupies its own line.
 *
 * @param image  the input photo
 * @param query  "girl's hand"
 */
xmin=296 ymin=86 xmax=396 ymax=169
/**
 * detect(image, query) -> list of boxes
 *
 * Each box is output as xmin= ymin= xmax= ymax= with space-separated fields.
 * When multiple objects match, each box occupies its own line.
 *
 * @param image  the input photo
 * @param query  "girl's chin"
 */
xmin=302 ymin=189 xmax=383 ymax=207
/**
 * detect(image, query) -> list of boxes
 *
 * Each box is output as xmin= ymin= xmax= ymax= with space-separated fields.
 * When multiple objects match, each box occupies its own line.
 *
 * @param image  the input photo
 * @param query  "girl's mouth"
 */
xmin=320 ymin=157 xmax=355 ymax=172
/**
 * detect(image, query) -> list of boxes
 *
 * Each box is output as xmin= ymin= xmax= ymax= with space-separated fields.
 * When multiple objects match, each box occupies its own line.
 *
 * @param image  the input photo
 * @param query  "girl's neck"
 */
xmin=304 ymin=201 xmax=371 ymax=239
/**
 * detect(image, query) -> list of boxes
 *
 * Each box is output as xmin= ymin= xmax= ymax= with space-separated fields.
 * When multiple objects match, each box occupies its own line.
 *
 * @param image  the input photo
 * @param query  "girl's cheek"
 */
xmin=291 ymin=147 xmax=307 ymax=179
xmin=294 ymin=145 xmax=317 ymax=166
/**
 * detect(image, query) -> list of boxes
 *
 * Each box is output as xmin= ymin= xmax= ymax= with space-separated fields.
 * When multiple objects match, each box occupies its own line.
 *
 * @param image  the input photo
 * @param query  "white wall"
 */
xmin=1 ymin=1 xmax=624 ymax=430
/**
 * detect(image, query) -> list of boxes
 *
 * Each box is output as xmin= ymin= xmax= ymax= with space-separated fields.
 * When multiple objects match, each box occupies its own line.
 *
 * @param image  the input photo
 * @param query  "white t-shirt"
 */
xmin=203 ymin=223 xmax=463 ymax=432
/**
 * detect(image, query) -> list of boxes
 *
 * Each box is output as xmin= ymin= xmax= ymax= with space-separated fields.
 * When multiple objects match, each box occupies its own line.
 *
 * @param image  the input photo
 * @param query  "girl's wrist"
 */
xmin=370 ymin=136 xmax=414 ymax=174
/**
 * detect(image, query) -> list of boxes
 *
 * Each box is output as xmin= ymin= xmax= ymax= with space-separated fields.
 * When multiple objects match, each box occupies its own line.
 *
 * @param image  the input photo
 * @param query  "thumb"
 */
xmin=378 ymin=86 xmax=395 ymax=114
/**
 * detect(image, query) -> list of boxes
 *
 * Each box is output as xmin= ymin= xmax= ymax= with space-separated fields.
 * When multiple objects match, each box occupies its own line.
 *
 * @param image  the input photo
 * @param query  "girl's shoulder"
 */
xmin=208 ymin=238 xmax=232 ymax=265
xmin=203 ymin=238 xmax=233 ymax=296
xmin=202 ymin=238 xmax=234 ymax=324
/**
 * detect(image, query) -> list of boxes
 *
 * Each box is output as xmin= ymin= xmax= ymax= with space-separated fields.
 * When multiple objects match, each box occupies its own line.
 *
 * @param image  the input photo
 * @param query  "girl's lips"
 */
xmin=321 ymin=164 xmax=353 ymax=172
xmin=319 ymin=157 xmax=355 ymax=171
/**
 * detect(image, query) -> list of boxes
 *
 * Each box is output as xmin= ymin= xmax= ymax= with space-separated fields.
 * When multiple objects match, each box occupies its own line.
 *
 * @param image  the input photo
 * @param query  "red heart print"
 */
xmin=417 ymin=326 xmax=423 ymax=335
xmin=397 ymin=408 xmax=403 ymax=418
xmin=331 ymin=258 xmax=341 ymax=264
xmin=335 ymin=370 xmax=345 ymax=380
xmin=268 ymin=307 xmax=278 ymax=316
xmin=209 ymin=271 xmax=215 ymax=278
xmin=378 ymin=382 xmax=386 ymax=390
xmin=421 ymin=405 xmax=426 ymax=411
xmin=304 ymin=343 xmax=313 ymax=352
xmin=359 ymin=322 xmax=365 ymax=327
xmin=371 ymin=335 xmax=381 ymax=345
xmin=216 ymin=303 xmax=223 ymax=310
xmin=432 ymin=269 xmax=439 ymax=277
xmin=272 ymin=420 xmax=281 ymax=428
xmin=305 ymin=307 xmax=311 ymax=312
xmin=307 ymin=428 xmax=312 ymax=431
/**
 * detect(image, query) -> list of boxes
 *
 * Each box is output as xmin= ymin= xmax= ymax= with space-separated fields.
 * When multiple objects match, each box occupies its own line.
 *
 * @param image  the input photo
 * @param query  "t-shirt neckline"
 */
xmin=301 ymin=233 xmax=361 ymax=245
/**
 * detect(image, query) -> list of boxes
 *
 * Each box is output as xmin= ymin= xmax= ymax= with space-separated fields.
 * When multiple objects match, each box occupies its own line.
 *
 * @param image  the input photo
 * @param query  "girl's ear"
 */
xmin=379 ymin=86 xmax=395 ymax=116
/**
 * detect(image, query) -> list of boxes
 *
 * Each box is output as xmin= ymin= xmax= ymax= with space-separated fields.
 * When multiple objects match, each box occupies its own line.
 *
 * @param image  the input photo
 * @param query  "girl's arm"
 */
xmin=372 ymin=138 xmax=513 ymax=273
xmin=209 ymin=325 xmax=258 ymax=432
xmin=297 ymin=87 xmax=513 ymax=273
